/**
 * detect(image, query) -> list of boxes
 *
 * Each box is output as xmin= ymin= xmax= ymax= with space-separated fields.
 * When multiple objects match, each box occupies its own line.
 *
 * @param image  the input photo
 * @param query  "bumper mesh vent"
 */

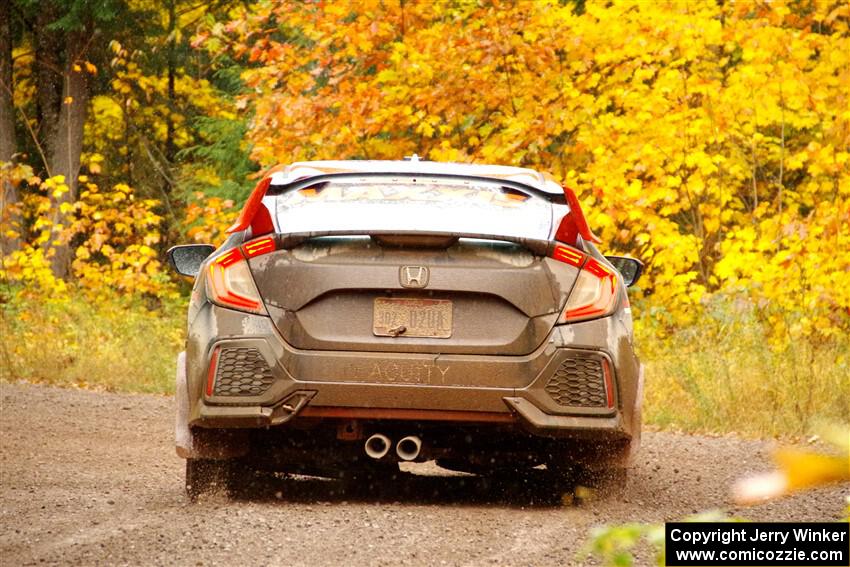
xmin=545 ymin=356 xmax=607 ymax=408
xmin=214 ymin=347 xmax=274 ymax=396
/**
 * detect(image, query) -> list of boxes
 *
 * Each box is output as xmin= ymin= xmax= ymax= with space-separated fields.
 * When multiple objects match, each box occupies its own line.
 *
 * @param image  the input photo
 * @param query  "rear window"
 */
xmin=271 ymin=176 xmax=553 ymax=240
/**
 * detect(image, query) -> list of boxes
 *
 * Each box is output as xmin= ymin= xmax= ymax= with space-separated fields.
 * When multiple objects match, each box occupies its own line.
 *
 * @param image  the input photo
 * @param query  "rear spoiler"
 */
xmin=226 ymin=176 xmax=273 ymax=235
xmin=228 ymin=169 xmax=601 ymax=245
xmin=557 ymin=186 xmax=602 ymax=244
xmin=225 ymin=162 xmax=292 ymax=235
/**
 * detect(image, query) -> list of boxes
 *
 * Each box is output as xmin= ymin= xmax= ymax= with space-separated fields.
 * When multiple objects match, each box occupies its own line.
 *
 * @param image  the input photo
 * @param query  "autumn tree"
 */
xmin=1 ymin=1 xmax=123 ymax=276
xmin=2 ymin=0 xmax=248 ymax=289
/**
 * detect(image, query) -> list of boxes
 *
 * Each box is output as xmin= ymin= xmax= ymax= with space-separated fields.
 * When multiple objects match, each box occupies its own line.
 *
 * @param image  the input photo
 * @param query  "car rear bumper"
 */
xmin=184 ymin=304 xmax=641 ymax=440
xmin=192 ymin=395 xmax=630 ymax=439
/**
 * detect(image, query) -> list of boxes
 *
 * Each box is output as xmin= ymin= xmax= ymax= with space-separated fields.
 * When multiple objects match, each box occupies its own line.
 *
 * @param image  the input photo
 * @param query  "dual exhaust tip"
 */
xmin=364 ymin=434 xmax=422 ymax=461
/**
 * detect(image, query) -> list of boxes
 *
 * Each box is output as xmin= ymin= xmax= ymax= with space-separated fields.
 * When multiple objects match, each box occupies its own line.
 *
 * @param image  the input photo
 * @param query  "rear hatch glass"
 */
xmin=271 ymin=176 xmax=553 ymax=240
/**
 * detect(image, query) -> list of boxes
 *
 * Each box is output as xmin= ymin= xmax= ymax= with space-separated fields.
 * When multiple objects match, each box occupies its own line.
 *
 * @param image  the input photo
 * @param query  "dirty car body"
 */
xmin=168 ymin=160 xmax=644 ymax=497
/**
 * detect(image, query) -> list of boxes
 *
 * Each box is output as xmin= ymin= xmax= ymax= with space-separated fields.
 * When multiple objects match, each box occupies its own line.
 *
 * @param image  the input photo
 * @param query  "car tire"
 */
xmin=185 ymin=458 xmax=233 ymax=500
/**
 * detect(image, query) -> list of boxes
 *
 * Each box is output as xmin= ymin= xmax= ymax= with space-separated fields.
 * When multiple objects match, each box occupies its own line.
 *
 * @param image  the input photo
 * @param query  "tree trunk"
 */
xmin=35 ymin=3 xmax=62 ymax=167
xmin=0 ymin=0 xmax=20 ymax=256
xmin=45 ymin=28 xmax=91 ymax=278
xmin=164 ymin=0 xmax=176 ymax=187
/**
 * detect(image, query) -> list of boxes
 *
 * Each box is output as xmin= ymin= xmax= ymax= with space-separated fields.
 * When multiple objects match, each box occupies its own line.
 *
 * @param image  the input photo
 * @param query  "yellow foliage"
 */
xmin=98 ymin=43 xmax=234 ymax=157
xmin=1 ymin=173 xmax=174 ymax=300
xmin=70 ymin=183 xmax=176 ymax=299
xmin=0 ymin=245 xmax=69 ymax=298
xmin=183 ymin=191 xmax=238 ymax=244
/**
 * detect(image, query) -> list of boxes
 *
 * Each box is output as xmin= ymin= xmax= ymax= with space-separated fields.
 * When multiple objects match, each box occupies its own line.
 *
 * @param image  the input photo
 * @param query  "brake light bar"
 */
xmin=243 ymin=236 xmax=276 ymax=258
xmin=214 ymin=248 xmax=242 ymax=268
xmin=584 ymin=257 xmax=616 ymax=282
xmin=551 ymin=244 xmax=586 ymax=267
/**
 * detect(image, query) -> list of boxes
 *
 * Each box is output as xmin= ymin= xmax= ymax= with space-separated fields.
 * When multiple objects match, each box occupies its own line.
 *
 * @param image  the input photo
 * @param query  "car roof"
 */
xmin=266 ymin=159 xmax=564 ymax=196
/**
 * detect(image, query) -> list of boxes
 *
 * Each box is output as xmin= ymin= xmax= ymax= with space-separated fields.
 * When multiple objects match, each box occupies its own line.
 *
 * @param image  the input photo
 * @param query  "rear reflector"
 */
xmin=206 ymin=347 xmax=220 ymax=397
xmin=602 ymin=358 xmax=615 ymax=409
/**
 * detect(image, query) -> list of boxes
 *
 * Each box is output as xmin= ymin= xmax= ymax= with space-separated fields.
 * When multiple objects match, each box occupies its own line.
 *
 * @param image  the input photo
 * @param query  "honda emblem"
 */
xmin=399 ymin=266 xmax=429 ymax=288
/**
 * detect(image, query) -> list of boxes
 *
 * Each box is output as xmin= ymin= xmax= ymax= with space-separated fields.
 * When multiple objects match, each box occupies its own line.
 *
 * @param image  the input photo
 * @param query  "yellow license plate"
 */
xmin=373 ymin=298 xmax=453 ymax=338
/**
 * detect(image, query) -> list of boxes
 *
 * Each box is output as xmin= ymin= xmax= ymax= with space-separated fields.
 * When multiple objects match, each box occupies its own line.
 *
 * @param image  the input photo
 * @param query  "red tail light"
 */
xmin=550 ymin=244 xmax=619 ymax=323
xmin=562 ymin=257 xmax=618 ymax=321
xmin=206 ymin=248 xmax=265 ymax=314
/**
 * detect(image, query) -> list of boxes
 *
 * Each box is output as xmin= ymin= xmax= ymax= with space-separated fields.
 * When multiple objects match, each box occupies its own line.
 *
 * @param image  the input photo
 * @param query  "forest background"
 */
xmin=1 ymin=0 xmax=848 ymax=437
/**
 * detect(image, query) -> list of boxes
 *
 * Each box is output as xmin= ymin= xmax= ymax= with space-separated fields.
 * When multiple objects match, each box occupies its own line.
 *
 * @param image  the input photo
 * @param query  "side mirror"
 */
xmin=605 ymin=256 xmax=644 ymax=287
xmin=167 ymin=244 xmax=216 ymax=277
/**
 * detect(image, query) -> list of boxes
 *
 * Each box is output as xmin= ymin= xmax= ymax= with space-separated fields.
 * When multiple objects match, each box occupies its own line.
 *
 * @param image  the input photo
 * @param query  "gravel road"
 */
xmin=1 ymin=382 xmax=847 ymax=566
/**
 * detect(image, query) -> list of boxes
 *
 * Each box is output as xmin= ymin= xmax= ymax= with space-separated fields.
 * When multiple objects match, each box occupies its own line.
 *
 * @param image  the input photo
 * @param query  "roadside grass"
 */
xmin=2 ymin=289 xmax=847 ymax=437
xmin=637 ymin=304 xmax=850 ymax=438
xmin=0 ymin=290 xmax=184 ymax=394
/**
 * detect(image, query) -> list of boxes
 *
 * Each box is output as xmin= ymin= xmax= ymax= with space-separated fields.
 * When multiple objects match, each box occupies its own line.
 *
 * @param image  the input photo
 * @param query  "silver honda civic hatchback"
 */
xmin=168 ymin=159 xmax=644 ymax=499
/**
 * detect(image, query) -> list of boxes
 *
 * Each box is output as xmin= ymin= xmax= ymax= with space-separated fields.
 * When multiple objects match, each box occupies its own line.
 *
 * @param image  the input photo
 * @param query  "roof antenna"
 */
xmin=403 ymin=153 xmax=421 ymax=161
